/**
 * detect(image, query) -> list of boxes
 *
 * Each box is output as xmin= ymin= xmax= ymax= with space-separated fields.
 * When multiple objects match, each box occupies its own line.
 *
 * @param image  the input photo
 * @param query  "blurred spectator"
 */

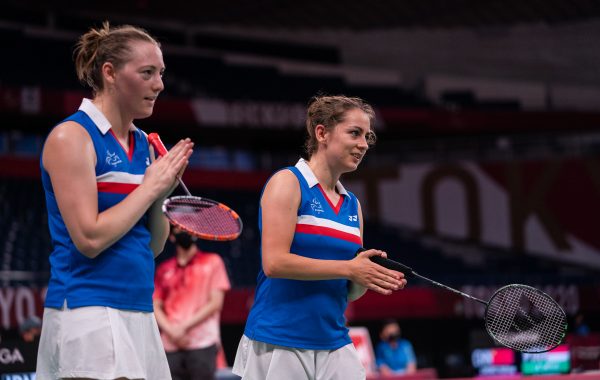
xmin=573 ymin=312 xmax=591 ymax=336
xmin=566 ymin=311 xmax=600 ymax=372
xmin=19 ymin=315 xmax=42 ymax=343
xmin=375 ymin=319 xmax=417 ymax=376
xmin=154 ymin=227 xmax=231 ymax=380
xmin=0 ymin=316 xmax=42 ymax=374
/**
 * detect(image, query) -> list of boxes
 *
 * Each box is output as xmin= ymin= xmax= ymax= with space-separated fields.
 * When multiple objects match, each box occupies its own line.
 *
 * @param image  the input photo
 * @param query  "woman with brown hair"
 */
xmin=233 ymin=95 xmax=407 ymax=380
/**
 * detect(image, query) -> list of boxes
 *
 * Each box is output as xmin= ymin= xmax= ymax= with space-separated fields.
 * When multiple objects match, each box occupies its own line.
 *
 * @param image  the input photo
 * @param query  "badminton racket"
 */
xmin=148 ymin=133 xmax=243 ymax=241
xmin=362 ymin=250 xmax=567 ymax=353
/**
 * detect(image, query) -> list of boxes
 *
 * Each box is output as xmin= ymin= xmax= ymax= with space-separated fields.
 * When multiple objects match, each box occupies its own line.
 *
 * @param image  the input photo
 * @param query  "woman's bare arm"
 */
xmin=42 ymin=122 xmax=192 ymax=258
xmin=260 ymin=170 xmax=404 ymax=295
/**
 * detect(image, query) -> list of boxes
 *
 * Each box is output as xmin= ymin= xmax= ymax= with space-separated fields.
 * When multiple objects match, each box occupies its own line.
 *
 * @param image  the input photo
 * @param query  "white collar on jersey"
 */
xmin=78 ymin=98 xmax=137 ymax=135
xmin=295 ymin=158 xmax=349 ymax=196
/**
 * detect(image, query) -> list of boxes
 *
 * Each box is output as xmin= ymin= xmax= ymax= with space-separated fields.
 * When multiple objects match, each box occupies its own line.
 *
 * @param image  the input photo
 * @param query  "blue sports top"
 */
xmin=244 ymin=158 xmax=362 ymax=350
xmin=41 ymin=99 xmax=155 ymax=311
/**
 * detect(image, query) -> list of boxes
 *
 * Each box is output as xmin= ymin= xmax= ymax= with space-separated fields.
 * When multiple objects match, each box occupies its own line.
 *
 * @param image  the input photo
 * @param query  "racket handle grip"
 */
xmin=148 ymin=133 xmax=168 ymax=156
xmin=356 ymin=248 xmax=415 ymax=277
xmin=148 ymin=133 xmax=192 ymax=196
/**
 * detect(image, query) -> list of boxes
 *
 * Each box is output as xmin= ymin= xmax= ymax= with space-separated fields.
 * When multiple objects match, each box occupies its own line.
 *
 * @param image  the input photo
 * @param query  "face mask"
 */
xmin=174 ymin=232 xmax=194 ymax=249
xmin=386 ymin=333 xmax=401 ymax=342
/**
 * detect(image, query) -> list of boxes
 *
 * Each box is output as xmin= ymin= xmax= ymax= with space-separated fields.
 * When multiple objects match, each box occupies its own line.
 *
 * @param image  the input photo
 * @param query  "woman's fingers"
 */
xmin=144 ymin=138 xmax=194 ymax=198
xmin=367 ymin=284 xmax=393 ymax=295
xmin=158 ymin=139 xmax=192 ymax=162
xmin=351 ymin=249 xmax=408 ymax=293
xmin=368 ymin=273 xmax=404 ymax=294
xmin=372 ymin=272 xmax=405 ymax=291
xmin=165 ymin=139 xmax=193 ymax=165
xmin=367 ymin=275 xmax=407 ymax=295
xmin=156 ymin=139 xmax=193 ymax=173
xmin=382 ymin=275 xmax=407 ymax=290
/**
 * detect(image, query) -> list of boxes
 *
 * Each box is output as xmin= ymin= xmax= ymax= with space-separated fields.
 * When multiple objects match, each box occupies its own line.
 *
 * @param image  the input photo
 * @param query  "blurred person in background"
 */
xmin=19 ymin=315 xmax=42 ymax=343
xmin=0 ymin=316 xmax=43 ymax=374
xmin=375 ymin=319 xmax=417 ymax=376
xmin=36 ymin=21 xmax=193 ymax=380
xmin=232 ymin=95 xmax=407 ymax=380
xmin=573 ymin=311 xmax=591 ymax=336
xmin=154 ymin=227 xmax=231 ymax=380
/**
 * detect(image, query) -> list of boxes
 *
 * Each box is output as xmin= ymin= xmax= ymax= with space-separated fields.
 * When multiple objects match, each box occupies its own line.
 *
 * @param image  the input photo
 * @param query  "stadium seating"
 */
xmin=0 ymin=175 xmax=594 ymax=288
xmin=0 ymin=28 xmax=431 ymax=108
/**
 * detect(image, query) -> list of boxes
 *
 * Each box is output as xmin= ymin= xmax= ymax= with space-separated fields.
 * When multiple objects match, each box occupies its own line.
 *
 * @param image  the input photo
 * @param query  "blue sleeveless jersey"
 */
xmin=244 ymin=159 xmax=362 ymax=350
xmin=40 ymin=99 xmax=154 ymax=311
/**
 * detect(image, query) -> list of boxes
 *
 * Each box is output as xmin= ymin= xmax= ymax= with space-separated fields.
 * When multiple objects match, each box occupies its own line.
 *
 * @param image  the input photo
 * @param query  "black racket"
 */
xmin=148 ymin=133 xmax=243 ymax=241
xmin=364 ymin=251 xmax=567 ymax=353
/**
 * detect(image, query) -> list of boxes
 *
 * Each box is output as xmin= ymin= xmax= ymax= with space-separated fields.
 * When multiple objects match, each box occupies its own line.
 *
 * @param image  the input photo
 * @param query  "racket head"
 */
xmin=484 ymin=284 xmax=567 ymax=353
xmin=162 ymin=195 xmax=243 ymax=241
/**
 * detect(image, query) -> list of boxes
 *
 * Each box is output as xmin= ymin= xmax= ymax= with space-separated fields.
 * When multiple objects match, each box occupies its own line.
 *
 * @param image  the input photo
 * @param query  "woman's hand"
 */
xmin=143 ymin=138 xmax=193 ymax=199
xmin=347 ymin=249 xmax=407 ymax=295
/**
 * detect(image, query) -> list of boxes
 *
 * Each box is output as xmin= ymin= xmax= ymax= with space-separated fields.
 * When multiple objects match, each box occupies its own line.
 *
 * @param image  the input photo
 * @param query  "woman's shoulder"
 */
xmin=272 ymin=166 xmax=298 ymax=180
xmin=261 ymin=168 xmax=301 ymax=203
xmin=45 ymin=120 xmax=92 ymax=148
xmin=265 ymin=167 xmax=300 ymax=189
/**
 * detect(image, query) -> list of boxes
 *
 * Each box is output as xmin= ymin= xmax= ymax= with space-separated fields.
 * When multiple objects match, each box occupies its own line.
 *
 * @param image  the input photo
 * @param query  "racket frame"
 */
xmin=162 ymin=195 xmax=243 ymax=241
xmin=147 ymin=133 xmax=243 ymax=242
xmin=367 ymin=253 xmax=568 ymax=353
xmin=484 ymin=283 xmax=568 ymax=353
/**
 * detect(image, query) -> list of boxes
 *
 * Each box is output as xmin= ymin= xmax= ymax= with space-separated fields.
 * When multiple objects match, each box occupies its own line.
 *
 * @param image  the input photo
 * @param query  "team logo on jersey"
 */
xmin=106 ymin=150 xmax=122 ymax=167
xmin=349 ymin=215 xmax=358 ymax=222
xmin=310 ymin=197 xmax=325 ymax=213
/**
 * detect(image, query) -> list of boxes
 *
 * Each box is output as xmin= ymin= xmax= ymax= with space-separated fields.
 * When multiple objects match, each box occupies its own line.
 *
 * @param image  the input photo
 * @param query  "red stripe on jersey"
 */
xmin=296 ymin=224 xmax=362 ymax=245
xmin=97 ymin=182 xmax=139 ymax=194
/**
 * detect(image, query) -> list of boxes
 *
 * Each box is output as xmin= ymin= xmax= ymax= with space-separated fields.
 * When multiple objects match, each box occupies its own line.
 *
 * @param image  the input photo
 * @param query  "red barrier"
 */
xmin=566 ymin=333 xmax=600 ymax=372
xmin=4 ymin=85 xmax=600 ymax=134
xmin=0 ymin=155 xmax=270 ymax=191
xmin=367 ymin=368 xmax=437 ymax=380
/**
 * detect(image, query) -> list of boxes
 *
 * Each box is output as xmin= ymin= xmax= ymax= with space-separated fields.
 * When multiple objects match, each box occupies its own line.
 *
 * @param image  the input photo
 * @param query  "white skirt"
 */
xmin=232 ymin=335 xmax=365 ymax=380
xmin=36 ymin=304 xmax=171 ymax=380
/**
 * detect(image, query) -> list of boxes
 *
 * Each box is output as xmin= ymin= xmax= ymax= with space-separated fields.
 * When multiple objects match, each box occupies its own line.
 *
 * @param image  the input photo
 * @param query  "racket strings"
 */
xmin=485 ymin=286 xmax=566 ymax=353
xmin=165 ymin=198 xmax=241 ymax=238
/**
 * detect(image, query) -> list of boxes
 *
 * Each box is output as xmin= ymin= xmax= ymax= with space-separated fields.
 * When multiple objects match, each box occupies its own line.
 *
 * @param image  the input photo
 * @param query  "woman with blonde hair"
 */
xmin=36 ymin=22 xmax=193 ymax=379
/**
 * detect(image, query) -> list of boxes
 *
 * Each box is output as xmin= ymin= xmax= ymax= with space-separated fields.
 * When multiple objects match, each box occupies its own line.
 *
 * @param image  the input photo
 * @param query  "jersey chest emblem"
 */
xmin=106 ymin=150 xmax=122 ymax=167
